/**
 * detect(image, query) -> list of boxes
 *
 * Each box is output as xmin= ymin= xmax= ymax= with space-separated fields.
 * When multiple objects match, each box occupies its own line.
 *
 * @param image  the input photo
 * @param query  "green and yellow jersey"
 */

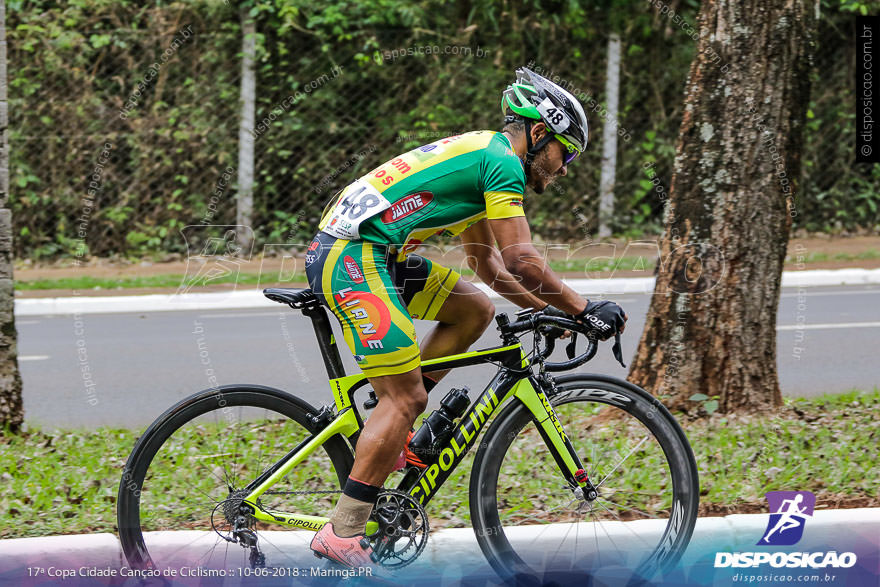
xmin=318 ymin=131 xmax=526 ymax=260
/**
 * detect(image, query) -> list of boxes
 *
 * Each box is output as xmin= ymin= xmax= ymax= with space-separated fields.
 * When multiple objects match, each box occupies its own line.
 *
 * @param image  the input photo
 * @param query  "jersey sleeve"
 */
xmin=482 ymin=145 xmax=526 ymax=220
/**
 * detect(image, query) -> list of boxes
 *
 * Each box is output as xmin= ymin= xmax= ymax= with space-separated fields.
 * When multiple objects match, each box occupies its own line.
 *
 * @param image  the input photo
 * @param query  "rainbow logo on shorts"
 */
xmin=333 ymin=289 xmax=391 ymax=349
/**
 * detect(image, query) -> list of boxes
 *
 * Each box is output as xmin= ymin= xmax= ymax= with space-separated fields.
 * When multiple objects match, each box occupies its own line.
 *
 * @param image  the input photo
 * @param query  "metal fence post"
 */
xmin=237 ymin=6 xmax=256 ymax=250
xmin=598 ymin=32 xmax=621 ymax=239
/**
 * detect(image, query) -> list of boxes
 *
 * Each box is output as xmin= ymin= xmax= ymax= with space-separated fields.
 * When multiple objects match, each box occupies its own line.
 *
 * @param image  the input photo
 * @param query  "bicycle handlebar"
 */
xmin=496 ymin=312 xmax=600 ymax=372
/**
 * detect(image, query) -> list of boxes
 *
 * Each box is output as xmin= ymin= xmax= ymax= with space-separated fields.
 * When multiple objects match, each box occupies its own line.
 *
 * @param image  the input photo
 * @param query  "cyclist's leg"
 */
xmin=305 ymin=233 xmax=428 ymax=543
xmin=354 ymin=367 xmax=426 ymax=485
xmin=393 ymin=254 xmax=495 ymax=383
xmin=311 ymin=368 xmax=424 ymax=567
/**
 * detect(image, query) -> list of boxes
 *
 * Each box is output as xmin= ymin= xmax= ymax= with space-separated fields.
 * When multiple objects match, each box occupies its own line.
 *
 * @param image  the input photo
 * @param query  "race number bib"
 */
xmin=536 ymin=97 xmax=571 ymax=134
xmin=322 ymin=179 xmax=392 ymax=240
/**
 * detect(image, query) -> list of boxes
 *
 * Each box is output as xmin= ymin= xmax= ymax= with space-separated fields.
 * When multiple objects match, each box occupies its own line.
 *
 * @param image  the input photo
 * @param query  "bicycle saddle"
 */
xmin=263 ymin=287 xmax=318 ymax=307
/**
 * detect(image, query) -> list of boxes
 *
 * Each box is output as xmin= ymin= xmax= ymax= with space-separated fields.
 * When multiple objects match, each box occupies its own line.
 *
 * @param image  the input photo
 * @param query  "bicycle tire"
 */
xmin=469 ymin=374 xmax=699 ymax=583
xmin=117 ymin=384 xmax=354 ymax=571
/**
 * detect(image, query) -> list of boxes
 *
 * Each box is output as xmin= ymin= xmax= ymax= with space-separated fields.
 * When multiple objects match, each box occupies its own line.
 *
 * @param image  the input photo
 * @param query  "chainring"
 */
xmin=366 ymin=489 xmax=430 ymax=569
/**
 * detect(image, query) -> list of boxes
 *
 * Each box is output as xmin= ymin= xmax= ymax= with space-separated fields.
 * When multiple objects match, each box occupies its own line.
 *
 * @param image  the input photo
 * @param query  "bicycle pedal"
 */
xmin=359 ymin=537 xmax=371 ymax=549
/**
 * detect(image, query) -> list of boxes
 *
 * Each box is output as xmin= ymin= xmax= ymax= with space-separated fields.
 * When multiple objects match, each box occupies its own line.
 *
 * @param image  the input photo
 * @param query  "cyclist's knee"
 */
xmin=465 ymin=294 xmax=495 ymax=335
xmin=409 ymin=387 xmax=428 ymax=418
xmin=478 ymin=297 xmax=496 ymax=329
xmin=390 ymin=382 xmax=427 ymax=422
xmin=371 ymin=370 xmax=427 ymax=419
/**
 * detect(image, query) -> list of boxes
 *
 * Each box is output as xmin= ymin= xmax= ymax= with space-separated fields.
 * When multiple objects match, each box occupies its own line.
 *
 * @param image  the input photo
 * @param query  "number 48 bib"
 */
xmin=322 ymin=179 xmax=392 ymax=240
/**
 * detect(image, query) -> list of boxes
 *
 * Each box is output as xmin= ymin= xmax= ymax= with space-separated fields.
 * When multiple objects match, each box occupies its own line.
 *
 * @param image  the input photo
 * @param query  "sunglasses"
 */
xmin=555 ymin=135 xmax=581 ymax=165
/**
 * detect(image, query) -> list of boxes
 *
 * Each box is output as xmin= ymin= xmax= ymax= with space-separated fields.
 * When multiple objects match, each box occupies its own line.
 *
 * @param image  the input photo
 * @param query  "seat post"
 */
xmin=262 ymin=287 xmax=347 ymax=381
xmin=301 ymin=302 xmax=346 ymax=380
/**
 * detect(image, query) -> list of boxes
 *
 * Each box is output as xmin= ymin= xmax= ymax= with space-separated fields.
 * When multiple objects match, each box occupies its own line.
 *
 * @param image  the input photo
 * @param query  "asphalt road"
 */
xmin=17 ymin=284 xmax=880 ymax=429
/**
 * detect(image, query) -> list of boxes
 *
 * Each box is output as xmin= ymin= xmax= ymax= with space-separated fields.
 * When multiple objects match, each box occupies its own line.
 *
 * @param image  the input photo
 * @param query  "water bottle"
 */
xmin=408 ymin=387 xmax=470 ymax=462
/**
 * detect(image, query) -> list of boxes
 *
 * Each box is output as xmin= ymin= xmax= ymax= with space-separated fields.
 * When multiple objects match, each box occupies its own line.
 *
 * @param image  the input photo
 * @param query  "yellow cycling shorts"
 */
xmin=304 ymin=231 xmax=460 ymax=377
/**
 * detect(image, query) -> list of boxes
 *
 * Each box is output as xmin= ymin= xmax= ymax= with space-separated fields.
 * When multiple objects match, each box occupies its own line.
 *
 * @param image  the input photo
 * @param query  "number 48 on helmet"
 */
xmin=501 ymin=66 xmax=590 ymax=173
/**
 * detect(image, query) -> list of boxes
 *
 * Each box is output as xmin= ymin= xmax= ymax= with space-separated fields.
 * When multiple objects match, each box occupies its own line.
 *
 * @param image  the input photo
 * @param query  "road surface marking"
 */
xmin=199 ymin=311 xmax=287 ymax=319
xmin=777 ymin=321 xmax=880 ymax=331
xmin=19 ymin=355 xmax=50 ymax=361
xmin=781 ymin=289 xmax=878 ymax=298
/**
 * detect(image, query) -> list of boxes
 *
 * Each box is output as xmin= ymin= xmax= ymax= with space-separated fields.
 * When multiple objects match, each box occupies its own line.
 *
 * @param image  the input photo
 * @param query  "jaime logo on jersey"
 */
xmin=381 ymin=191 xmax=434 ymax=223
xmin=759 ymin=491 xmax=815 ymax=546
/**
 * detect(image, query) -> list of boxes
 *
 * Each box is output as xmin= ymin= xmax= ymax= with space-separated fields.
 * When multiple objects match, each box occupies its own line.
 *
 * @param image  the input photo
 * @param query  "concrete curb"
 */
xmin=1 ymin=509 xmax=877 ymax=571
xmin=14 ymin=268 xmax=880 ymax=316
xmin=0 ymin=532 xmax=121 ymax=568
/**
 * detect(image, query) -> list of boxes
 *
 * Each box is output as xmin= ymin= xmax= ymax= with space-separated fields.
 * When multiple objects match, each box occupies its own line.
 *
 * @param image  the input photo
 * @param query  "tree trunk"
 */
xmin=0 ymin=0 xmax=24 ymax=430
xmin=598 ymin=32 xmax=621 ymax=239
xmin=628 ymin=0 xmax=817 ymax=414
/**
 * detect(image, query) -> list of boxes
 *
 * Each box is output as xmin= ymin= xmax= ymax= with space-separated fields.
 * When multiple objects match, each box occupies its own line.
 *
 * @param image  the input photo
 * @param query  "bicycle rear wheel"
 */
xmin=470 ymin=374 xmax=699 ymax=583
xmin=117 ymin=384 xmax=354 ymax=571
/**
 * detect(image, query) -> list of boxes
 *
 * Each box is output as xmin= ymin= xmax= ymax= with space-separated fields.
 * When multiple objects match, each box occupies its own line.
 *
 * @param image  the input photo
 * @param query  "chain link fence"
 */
xmin=6 ymin=3 xmax=877 ymax=261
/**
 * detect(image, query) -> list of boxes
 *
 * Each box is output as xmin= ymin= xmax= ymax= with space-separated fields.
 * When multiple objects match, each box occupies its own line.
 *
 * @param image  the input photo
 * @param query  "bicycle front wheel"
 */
xmin=117 ymin=384 xmax=354 ymax=571
xmin=470 ymin=374 xmax=699 ymax=583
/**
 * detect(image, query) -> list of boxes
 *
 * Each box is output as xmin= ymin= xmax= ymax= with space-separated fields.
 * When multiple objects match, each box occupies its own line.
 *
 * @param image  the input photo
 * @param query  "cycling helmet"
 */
xmin=501 ymin=66 xmax=589 ymax=176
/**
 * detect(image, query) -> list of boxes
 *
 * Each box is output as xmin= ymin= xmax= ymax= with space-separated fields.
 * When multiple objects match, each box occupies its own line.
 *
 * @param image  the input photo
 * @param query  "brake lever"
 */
xmin=565 ymin=332 xmax=578 ymax=359
xmin=537 ymin=324 xmax=558 ymax=360
xmin=611 ymin=331 xmax=627 ymax=368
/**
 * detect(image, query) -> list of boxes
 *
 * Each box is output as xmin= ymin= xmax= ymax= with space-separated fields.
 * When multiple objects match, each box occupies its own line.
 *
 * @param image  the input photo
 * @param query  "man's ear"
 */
xmin=530 ymin=121 xmax=548 ymax=142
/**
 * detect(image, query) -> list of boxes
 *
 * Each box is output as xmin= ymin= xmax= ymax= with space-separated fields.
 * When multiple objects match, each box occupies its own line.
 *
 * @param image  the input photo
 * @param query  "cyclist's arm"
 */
xmin=488 ymin=215 xmax=587 ymax=316
xmin=460 ymin=219 xmax=547 ymax=310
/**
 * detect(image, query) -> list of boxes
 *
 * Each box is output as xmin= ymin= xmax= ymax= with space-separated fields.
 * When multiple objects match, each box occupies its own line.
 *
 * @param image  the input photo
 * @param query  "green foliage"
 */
xmin=689 ymin=393 xmax=719 ymax=415
xmin=837 ymin=0 xmax=880 ymax=15
xmin=798 ymin=10 xmax=880 ymax=233
xmin=7 ymin=1 xmax=240 ymax=259
xmin=4 ymin=0 xmax=878 ymax=259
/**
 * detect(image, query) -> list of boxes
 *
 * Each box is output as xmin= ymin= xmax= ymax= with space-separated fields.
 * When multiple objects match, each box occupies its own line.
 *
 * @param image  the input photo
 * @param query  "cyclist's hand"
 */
xmin=540 ymin=304 xmax=572 ymax=339
xmin=576 ymin=300 xmax=628 ymax=341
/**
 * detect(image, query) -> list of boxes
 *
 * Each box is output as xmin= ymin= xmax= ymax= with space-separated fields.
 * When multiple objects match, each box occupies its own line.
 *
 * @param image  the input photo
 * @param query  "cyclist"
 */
xmin=305 ymin=66 xmax=627 ymax=567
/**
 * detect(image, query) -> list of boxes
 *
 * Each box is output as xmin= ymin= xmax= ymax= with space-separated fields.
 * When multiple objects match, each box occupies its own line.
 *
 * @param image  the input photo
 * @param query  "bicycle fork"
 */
xmin=511 ymin=374 xmax=600 ymax=501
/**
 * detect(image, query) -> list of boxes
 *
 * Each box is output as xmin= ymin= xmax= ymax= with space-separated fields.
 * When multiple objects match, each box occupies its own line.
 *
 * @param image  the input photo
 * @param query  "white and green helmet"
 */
xmin=501 ymin=66 xmax=590 ymax=167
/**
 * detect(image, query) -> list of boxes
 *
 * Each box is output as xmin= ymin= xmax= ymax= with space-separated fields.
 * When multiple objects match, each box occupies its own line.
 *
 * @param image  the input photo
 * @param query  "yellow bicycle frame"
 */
xmin=240 ymin=342 xmax=588 ymax=532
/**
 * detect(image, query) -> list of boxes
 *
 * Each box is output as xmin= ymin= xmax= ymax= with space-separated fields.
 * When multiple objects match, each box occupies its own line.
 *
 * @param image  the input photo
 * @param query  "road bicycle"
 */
xmin=117 ymin=287 xmax=699 ymax=582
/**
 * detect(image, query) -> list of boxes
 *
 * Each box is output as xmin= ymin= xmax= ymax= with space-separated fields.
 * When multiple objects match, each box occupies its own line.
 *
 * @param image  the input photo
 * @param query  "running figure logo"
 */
xmin=759 ymin=491 xmax=815 ymax=546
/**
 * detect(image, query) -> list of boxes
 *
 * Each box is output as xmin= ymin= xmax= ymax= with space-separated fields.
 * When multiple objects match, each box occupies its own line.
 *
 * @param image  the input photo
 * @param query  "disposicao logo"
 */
xmin=714 ymin=490 xmax=857 ymax=569
xmin=759 ymin=491 xmax=814 ymax=546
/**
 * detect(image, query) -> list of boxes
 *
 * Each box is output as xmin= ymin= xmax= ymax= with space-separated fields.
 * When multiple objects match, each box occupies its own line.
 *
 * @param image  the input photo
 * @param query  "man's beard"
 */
xmin=528 ymin=155 xmax=553 ymax=194
xmin=531 ymin=180 xmax=547 ymax=194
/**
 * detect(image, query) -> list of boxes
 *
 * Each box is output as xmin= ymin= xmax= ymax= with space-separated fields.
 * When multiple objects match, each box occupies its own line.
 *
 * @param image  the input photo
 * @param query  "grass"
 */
xmin=547 ymin=255 xmax=657 ymax=274
xmin=1 ymin=389 xmax=876 ymax=539
xmin=13 ymin=272 xmax=307 ymax=291
xmin=688 ymin=389 xmax=880 ymax=515
xmin=15 ymin=249 xmax=879 ymax=292
xmin=10 ymin=257 xmax=652 ymax=291
xmin=785 ymin=248 xmax=880 ymax=264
